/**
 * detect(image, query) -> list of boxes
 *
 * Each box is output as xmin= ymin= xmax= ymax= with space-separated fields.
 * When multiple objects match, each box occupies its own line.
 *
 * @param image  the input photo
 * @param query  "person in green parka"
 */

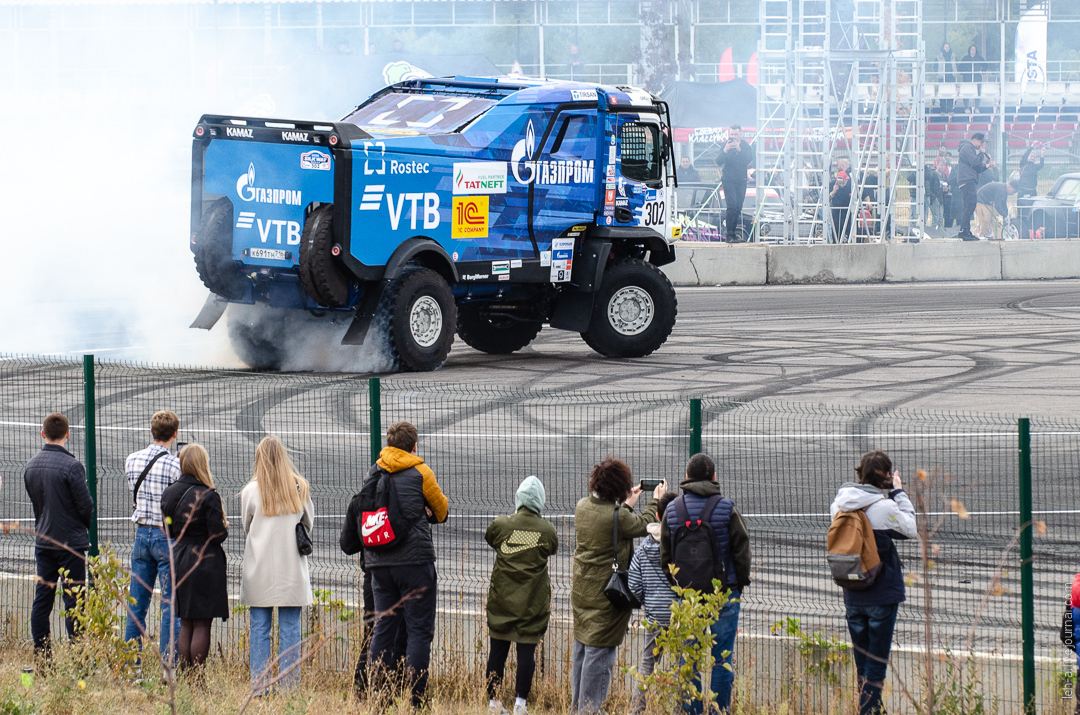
xmin=571 ymin=457 xmax=667 ymax=714
xmin=485 ymin=476 xmax=559 ymax=715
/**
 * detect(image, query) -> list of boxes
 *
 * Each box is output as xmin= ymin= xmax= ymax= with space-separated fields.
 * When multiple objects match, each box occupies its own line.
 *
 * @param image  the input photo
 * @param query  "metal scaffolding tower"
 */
xmin=756 ymin=0 xmax=925 ymax=243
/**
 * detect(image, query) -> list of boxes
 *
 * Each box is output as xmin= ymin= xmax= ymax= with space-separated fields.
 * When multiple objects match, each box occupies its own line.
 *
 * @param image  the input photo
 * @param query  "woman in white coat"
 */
xmin=240 ymin=436 xmax=315 ymax=694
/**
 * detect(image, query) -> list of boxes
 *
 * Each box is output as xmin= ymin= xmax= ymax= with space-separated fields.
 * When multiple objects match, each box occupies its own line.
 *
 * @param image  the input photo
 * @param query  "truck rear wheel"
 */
xmin=376 ymin=268 xmax=456 ymax=372
xmin=298 ymin=204 xmax=350 ymax=308
xmin=193 ymin=197 xmax=246 ymax=300
xmin=581 ymin=258 xmax=677 ymax=358
xmin=456 ymin=304 xmax=543 ymax=355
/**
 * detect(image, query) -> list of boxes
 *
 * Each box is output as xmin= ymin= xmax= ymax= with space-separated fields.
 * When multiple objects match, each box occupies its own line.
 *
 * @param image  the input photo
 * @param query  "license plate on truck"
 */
xmin=250 ymin=248 xmax=287 ymax=260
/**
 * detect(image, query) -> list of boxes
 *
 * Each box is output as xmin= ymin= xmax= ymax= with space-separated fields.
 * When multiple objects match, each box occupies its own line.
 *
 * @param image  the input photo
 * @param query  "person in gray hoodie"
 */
xmin=628 ymin=492 xmax=677 ymax=715
xmin=830 ymin=450 xmax=917 ymax=715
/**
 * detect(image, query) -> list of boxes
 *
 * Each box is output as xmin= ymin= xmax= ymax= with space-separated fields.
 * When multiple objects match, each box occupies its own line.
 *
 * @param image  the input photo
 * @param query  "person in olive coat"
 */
xmin=484 ymin=476 xmax=558 ymax=715
xmin=571 ymin=457 xmax=666 ymax=714
xmin=161 ymin=444 xmax=229 ymax=671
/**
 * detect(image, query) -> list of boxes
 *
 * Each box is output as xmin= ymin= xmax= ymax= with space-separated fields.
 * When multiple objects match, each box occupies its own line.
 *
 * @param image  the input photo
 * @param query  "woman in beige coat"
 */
xmin=240 ymin=437 xmax=314 ymax=694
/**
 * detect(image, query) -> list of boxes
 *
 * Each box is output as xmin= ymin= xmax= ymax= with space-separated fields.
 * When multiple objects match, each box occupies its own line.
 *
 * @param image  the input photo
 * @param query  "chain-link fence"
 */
xmin=1 ymin=355 xmax=1074 ymax=712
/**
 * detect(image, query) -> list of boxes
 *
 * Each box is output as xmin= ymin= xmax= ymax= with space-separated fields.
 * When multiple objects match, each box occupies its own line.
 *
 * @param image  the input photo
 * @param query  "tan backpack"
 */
xmin=826 ymin=508 xmax=882 ymax=590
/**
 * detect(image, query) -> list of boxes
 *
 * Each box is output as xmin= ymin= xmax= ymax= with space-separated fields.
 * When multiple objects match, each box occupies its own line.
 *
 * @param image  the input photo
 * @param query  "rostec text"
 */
xmin=390 ymin=159 xmax=431 ymax=174
xmin=256 ymin=219 xmax=302 ymax=245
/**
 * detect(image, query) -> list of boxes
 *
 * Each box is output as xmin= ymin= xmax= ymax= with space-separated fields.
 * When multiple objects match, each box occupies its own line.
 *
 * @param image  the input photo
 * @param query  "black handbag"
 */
xmin=603 ymin=506 xmax=641 ymax=610
xmin=296 ymin=521 xmax=312 ymax=556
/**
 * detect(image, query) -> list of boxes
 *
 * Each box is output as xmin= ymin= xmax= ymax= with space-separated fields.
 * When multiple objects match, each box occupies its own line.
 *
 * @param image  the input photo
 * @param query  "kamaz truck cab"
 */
xmin=190 ymin=76 xmax=680 ymax=371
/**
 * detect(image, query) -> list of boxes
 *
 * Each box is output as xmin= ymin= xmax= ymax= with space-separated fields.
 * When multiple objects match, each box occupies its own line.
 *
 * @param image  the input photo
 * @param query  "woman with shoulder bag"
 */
xmin=571 ymin=457 xmax=665 ymax=714
xmin=161 ymin=443 xmax=230 ymax=672
xmin=240 ymin=436 xmax=315 ymax=694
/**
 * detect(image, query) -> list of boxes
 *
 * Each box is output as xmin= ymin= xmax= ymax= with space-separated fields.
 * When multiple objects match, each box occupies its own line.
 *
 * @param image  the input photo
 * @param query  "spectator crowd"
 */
xmin=23 ymin=410 xmax=930 ymax=715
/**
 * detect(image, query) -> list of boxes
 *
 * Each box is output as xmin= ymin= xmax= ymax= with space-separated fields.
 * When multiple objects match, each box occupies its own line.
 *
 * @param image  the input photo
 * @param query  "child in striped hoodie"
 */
xmin=628 ymin=493 xmax=677 ymax=715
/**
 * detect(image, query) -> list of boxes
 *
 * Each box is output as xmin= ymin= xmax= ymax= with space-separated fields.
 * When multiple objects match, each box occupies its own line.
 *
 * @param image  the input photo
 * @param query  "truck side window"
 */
xmin=551 ymin=115 xmax=596 ymax=160
xmin=621 ymin=122 xmax=661 ymax=185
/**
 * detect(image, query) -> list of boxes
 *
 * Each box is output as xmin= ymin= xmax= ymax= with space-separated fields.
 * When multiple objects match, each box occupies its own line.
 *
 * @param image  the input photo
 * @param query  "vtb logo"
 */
xmin=452 ymin=196 xmax=489 ymax=239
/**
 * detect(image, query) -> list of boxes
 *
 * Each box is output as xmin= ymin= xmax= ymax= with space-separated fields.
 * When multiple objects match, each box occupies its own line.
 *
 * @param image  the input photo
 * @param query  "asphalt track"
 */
xmin=3 ymin=280 xmax=1079 ymax=663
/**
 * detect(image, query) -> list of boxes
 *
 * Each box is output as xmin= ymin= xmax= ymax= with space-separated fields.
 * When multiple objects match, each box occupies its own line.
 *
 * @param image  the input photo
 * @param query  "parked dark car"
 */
xmin=1024 ymin=173 xmax=1080 ymax=239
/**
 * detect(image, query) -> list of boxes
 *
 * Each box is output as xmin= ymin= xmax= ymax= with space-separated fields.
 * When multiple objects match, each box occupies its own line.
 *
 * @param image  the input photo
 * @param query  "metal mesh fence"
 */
xmin=1 ymin=355 xmax=1074 ymax=712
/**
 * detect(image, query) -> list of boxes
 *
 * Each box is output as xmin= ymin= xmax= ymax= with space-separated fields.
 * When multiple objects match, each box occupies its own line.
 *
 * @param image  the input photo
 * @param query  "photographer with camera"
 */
xmin=1016 ymin=143 xmax=1045 ymax=199
xmin=714 ymin=125 xmax=754 ymax=242
xmin=956 ymin=132 xmax=995 ymax=240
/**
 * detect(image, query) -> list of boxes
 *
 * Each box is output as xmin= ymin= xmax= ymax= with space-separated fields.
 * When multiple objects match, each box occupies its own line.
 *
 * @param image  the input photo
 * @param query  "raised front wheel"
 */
xmin=581 ymin=258 xmax=677 ymax=358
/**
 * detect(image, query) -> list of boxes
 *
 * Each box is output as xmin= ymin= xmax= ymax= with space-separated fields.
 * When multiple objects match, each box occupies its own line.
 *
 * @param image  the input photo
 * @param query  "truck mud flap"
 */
xmin=341 ymin=282 xmax=386 ymax=345
xmin=550 ymin=292 xmax=595 ymax=332
xmin=190 ymin=293 xmax=229 ymax=330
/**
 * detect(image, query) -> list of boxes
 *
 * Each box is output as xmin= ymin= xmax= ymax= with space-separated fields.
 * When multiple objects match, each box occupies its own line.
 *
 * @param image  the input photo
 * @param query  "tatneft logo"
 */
xmin=511 ymin=120 xmax=595 ymax=185
xmin=453 ymin=162 xmax=508 ymax=195
xmin=236 ymin=164 xmax=303 ymax=205
xmin=452 ymin=196 xmax=488 ymax=239
xmin=357 ymin=185 xmax=441 ymax=230
xmin=226 ymin=126 xmax=253 ymax=138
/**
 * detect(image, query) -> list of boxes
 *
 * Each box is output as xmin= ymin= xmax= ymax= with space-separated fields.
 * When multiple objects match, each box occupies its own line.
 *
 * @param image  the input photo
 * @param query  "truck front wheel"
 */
xmin=581 ymin=258 xmax=677 ymax=358
xmin=456 ymin=304 xmax=543 ymax=355
xmin=376 ymin=268 xmax=456 ymax=371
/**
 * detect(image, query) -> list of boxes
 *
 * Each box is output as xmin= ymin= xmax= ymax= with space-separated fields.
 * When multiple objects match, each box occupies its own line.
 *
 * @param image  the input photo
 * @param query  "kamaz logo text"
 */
xmin=226 ymin=127 xmax=253 ymax=138
xmin=357 ymin=185 xmax=440 ymax=230
xmin=236 ymin=164 xmax=302 ymax=205
xmin=281 ymin=131 xmax=309 ymax=142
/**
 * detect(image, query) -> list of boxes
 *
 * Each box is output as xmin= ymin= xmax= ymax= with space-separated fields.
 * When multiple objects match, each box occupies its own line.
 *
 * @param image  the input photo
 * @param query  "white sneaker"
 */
xmin=489 ymin=702 xmax=509 ymax=714
xmin=513 ymin=704 xmax=529 ymax=715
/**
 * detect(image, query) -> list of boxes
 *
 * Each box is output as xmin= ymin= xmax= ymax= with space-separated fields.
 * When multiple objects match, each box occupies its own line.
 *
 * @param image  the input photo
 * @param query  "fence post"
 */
xmin=369 ymin=377 xmax=382 ymax=466
xmin=689 ymin=398 xmax=702 ymax=456
xmin=1019 ymin=417 xmax=1035 ymax=715
xmin=83 ymin=354 xmax=98 ymax=558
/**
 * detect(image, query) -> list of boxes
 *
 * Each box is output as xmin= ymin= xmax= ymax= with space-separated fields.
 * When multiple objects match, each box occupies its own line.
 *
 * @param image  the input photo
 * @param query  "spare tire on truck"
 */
xmin=193 ymin=197 xmax=246 ymax=300
xmin=374 ymin=267 xmax=457 ymax=372
xmin=581 ymin=258 xmax=677 ymax=358
xmin=298 ymin=204 xmax=350 ymax=308
xmin=456 ymin=304 xmax=543 ymax=355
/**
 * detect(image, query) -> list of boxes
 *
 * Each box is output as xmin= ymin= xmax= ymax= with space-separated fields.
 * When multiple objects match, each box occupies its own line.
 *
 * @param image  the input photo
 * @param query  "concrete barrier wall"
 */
xmin=663 ymin=240 xmax=1080 ymax=286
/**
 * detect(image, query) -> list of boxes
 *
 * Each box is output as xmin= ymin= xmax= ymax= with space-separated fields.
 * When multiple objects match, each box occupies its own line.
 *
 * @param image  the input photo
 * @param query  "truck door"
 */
xmin=611 ymin=115 xmax=677 ymax=241
xmin=528 ymin=110 xmax=599 ymax=250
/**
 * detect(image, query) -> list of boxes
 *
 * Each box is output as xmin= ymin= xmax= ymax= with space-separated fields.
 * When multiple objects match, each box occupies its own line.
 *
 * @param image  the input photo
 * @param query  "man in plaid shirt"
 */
xmin=124 ymin=410 xmax=182 ymax=663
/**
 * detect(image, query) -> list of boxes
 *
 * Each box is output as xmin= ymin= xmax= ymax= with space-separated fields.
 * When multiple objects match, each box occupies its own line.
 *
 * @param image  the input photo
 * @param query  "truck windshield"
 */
xmin=342 ymin=93 xmax=497 ymax=135
xmin=621 ymin=122 xmax=662 ymax=185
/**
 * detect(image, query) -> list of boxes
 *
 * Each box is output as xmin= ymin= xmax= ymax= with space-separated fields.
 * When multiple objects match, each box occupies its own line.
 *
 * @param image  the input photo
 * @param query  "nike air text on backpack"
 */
xmin=826 ymin=508 xmax=882 ymax=590
xmin=356 ymin=468 xmax=411 ymax=551
xmin=670 ymin=494 xmax=725 ymax=593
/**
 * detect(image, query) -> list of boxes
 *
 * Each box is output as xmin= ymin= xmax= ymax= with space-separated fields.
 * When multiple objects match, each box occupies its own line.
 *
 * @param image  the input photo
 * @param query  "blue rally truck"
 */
xmin=190 ymin=76 xmax=680 ymax=371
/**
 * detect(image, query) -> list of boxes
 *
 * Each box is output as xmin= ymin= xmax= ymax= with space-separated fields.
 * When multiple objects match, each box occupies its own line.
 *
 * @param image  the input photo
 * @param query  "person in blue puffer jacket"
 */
xmin=830 ymin=450 xmax=917 ymax=715
xmin=628 ymin=492 xmax=677 ymax=715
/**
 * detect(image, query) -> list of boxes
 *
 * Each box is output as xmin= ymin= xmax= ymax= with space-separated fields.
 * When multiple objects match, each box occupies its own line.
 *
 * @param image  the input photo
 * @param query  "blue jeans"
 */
xmin=124 ymin=526 xmax=180 ymax=663
xmin=684 ymin=591 xmax=741 ymax=715
xmin=250 ymin=606 xmax=302 ymax=693
xmin=845 ymin=603 xmax=899 ymax=715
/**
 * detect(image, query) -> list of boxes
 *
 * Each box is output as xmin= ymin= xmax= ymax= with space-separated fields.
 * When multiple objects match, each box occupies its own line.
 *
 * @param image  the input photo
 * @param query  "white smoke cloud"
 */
xmin=0 ymin=16 xmax=383 ymax=372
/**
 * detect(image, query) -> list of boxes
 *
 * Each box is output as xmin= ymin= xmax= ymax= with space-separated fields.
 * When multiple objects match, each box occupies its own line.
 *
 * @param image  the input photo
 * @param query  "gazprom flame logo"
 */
xmin=236 ymin=163 xmax=257 ymax=201
xmin=234 ymin=162 xmax=302 ymax=206
xmin=511 ymin=119 xmax=536 ymax=184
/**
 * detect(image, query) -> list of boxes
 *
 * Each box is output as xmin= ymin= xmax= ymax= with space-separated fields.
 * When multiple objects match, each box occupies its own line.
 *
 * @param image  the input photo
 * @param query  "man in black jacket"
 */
xmin=715 ymin=125 xmax=754 ymax=242
xmin=956 ymin=133 xmax=995 ymax=240
xmin=340 ymin=421 xmax=448 ymax=706
xmin=23 ymin=413 xmax=94 ymax=655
